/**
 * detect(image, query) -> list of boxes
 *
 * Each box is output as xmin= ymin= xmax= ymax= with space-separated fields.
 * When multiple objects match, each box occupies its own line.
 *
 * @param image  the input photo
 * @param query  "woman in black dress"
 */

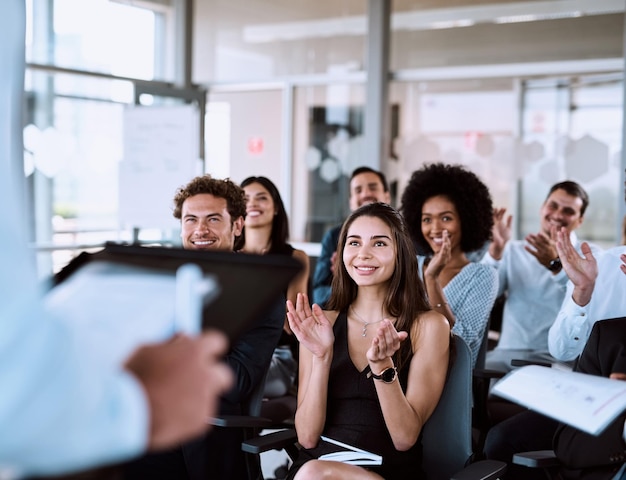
xmin=286 ymin=202 xmax=450 ymax=479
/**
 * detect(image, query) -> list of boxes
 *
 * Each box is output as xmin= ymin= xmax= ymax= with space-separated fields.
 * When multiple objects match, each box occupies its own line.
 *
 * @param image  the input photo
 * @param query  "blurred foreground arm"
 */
xmin=0 ymin=2 xmax=232 ymax=474
xmin=125 ymin=332 xmax=233 ymax=451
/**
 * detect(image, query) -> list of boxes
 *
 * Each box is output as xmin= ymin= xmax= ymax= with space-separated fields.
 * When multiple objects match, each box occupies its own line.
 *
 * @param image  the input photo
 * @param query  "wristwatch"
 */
xmin=369 ymin=366 xmax=398 ymax=384
xmin=548 ymin=257 xmax=562 ymax=273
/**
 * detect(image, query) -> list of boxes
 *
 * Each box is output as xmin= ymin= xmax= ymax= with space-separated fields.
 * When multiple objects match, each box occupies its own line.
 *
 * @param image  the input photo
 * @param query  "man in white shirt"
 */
xmin=549 ymin=227 xmax=626 ymax=362
xmin=1 ymin=1 xmax=232 ymax=477
xmin=483 ymin=181 xmax=592 ymax=372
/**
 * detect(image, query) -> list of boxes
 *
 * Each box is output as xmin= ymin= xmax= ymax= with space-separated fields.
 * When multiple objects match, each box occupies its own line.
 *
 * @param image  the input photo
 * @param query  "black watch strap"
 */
xmin=548 ymin=257 xmax=562 ymax=273
xmin=369 ymin=366 xmax=397 ymax=383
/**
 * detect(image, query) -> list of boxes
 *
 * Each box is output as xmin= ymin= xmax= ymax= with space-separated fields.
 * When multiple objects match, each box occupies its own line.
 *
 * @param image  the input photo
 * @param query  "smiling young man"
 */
xmin=482 ymin=180 xmax=593 ymax=372
xmin=173 ymin=175 xmax=246 ymax=252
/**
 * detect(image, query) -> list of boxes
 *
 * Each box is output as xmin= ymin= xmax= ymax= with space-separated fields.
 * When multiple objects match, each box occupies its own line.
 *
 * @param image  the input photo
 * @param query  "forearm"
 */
xmin=373 ymin=379 xmax=423 ymax=451
xmin=571 ymin=281 xmax=595 ymax=307
xmin=488 ymin=242 xmax=504 ymax=260
xmin=375 ymin=316 xmax=450 ymax=452
xmin=294 ymin=356 xmax=332 ymax=448
xmin=548 ymin=297 xmax=593 ymax=362
xmin=424 ymin=276 xmax=455 ymax=327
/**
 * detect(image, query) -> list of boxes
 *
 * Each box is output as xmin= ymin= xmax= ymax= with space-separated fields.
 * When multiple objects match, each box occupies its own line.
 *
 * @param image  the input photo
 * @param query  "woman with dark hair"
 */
xmin=400 ymin=162 xmax=498 ymax=367
xmin=285 ymin=202 xmax=450 ymax=479
xmin=240 ymin=176 xmax=310 ymax=397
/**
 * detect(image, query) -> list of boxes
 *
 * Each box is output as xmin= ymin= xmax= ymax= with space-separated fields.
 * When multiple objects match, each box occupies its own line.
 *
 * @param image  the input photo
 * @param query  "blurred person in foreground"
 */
xmin=0 ymin=1 xmax=232 ymax=478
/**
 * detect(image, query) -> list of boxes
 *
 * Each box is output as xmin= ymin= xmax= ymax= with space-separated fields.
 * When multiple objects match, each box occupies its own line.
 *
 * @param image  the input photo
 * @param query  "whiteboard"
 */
xmin=119 ymin=104 xmax=202 ymax=229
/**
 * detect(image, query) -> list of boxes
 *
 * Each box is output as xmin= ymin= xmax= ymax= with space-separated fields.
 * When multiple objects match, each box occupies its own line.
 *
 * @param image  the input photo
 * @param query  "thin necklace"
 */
xmin=350 ymin=305 xmax=384 ymax=337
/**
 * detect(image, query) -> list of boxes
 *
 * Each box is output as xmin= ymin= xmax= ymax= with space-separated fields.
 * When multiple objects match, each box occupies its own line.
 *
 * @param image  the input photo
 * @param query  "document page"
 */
xmin=45 ymin=261 xmax=218 ymax=366
xmin=492 ymin=365 xmax=626 ymax=435
xmin=318 ymin=436 xmax=382 ymax=466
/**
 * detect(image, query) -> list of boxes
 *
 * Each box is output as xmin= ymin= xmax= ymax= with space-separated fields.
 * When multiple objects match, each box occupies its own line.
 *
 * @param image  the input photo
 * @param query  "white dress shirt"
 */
xmin=549 ymin=245 xmax=626 ymax=362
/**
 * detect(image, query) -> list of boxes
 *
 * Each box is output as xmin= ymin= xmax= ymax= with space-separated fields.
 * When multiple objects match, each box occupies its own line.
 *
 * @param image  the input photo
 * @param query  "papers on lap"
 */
xmin=492 ymin=365 xmax=626 ymax=436
xmin=318 ymin=436 xmax=382 ymax=466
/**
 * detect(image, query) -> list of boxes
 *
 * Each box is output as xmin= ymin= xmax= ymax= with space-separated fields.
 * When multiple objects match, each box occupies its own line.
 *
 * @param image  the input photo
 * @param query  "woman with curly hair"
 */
xmin=400 ymin=163 xmax=498 ymax=366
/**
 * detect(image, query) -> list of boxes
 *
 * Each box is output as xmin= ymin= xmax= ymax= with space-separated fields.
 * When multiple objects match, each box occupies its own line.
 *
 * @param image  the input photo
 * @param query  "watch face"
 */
xmin=380 ymin=367 xmax=397 ymax=383
xmin=549 ymin=258 xmax=562 ymax=272
xmin=381 ymin=368 xmax=395 ymax=382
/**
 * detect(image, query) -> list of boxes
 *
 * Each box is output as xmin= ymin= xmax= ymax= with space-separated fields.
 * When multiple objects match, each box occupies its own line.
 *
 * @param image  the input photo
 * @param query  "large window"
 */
xmin=27 ymin=0 xmax=172 ymax=80
xmin=25 ymin=0 xmax=177 ymax=275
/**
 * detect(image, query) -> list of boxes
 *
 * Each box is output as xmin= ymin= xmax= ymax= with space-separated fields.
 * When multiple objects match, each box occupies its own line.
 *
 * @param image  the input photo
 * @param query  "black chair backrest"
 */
xmin=422 ymin=335 xmax=474 ymax=480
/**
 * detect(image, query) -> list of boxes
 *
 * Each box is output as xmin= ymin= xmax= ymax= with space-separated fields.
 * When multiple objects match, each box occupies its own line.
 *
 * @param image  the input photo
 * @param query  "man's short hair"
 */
xmin=172 ymin=175 xmax=246 ymax=221
xmin=547 ymin=181 xmax=590 ymax=217
xmin=350 ymin=166 xmax=389 ymax=193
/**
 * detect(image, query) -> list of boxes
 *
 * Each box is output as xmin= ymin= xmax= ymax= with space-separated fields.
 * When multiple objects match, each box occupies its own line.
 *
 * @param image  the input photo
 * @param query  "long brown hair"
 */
xmin=326 ymin=202 xmax=430 ymax=371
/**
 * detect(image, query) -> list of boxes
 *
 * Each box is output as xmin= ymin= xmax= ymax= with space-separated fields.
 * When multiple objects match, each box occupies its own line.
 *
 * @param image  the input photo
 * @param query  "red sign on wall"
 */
xmin=247 ymin=136 xmax=264 ymax=155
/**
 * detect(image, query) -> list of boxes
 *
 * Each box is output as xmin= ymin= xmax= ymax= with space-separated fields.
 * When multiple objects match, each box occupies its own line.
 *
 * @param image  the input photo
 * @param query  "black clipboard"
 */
xmin=51 ymin=242 xmax=302 ymax=343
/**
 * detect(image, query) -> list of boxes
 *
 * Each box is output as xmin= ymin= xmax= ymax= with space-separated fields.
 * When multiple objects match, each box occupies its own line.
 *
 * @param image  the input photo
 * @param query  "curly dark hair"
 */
xmin=172 ymin=174 xmax=246 ymax=222
xmin=400 ymin=163 xmax=494 ymax=254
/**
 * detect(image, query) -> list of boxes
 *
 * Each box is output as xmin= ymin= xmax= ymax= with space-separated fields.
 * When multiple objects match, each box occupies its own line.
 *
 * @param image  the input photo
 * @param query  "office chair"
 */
xmin=211 ymin=364 xmax=300 ymax=480
xmin=211 ymin=370 xmax=274 ymax=480
xmin=242 ymin=335 xmax=507 ymax=480
xmin=472 ymin=302 xmax=506 ymax=455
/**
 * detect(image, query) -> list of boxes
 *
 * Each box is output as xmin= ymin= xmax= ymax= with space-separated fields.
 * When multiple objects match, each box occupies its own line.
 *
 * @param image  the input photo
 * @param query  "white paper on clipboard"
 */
xmin=44 ymin=261 xmax=219 ymax=367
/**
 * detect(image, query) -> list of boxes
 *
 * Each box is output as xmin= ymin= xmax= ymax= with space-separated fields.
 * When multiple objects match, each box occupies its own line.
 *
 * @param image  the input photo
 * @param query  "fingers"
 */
xmin=311 ymin=303 xmax=325 ymax=322
xmin=493 ymin=208 xmax=512 ymax=228
xmin=198 ymin=330 xmax=229 ymax=359
xmin=493 ymin=207 xmax=507 ymax=222
xmin=295 ymin=292 xmax=313 ymax=319
xmin=580 ymin=241 xmax=595 ymax=260
xmin=370 ymin=320 xmax=405 ymax=358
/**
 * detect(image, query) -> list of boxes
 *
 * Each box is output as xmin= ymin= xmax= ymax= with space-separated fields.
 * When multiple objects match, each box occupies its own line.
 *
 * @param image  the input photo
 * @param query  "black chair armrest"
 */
xmin=450 ymin=459 xmax=507 ymax=480
xmin=242 ymin=428 xmax=298 ymax=455
xmin=510 ymin=359 xmax=552 ymax=368
xmin=473 ymin=368 xmax=506 ymax=380
xmin=210 ymin=414 xmax=273 ymax=429
xmin=512 ymin=450 xmax=560 ymax=468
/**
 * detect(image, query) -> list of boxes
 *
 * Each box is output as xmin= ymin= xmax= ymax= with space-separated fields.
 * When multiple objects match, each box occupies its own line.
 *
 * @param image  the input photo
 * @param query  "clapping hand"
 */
xmin=287 ymin=292 xmax=334 ymax=359
xmin=366 ymin=319 xmax=408 ymax=365
xmin=555 ymin=227 xmax=598 ymax=306
xmin=489 ymin=208 xmax=512 ymax=260
xmin=425 ymin=229 xmax=452 ymax=279
xmin=525 ymin=227 xmax=558 ymax=268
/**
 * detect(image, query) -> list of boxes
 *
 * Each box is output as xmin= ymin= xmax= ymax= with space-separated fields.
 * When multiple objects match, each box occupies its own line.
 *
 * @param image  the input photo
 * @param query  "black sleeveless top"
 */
xmin=287 ymin=310 xmax=424 ymax=479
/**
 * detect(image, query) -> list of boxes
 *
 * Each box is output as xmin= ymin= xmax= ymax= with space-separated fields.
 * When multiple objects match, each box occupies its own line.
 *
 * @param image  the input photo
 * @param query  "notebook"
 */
xmin=318 ymin=436 xmax=382 ymax=466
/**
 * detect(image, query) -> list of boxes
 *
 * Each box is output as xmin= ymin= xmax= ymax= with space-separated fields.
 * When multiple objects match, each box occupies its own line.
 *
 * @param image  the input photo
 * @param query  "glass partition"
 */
xmin=520 ymin=76 xmax=623 ymax=246
xmin=193 ymin=1 xmax=367 ymax=83
xmin=292 ymin=83 xmax=367 ymax=242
